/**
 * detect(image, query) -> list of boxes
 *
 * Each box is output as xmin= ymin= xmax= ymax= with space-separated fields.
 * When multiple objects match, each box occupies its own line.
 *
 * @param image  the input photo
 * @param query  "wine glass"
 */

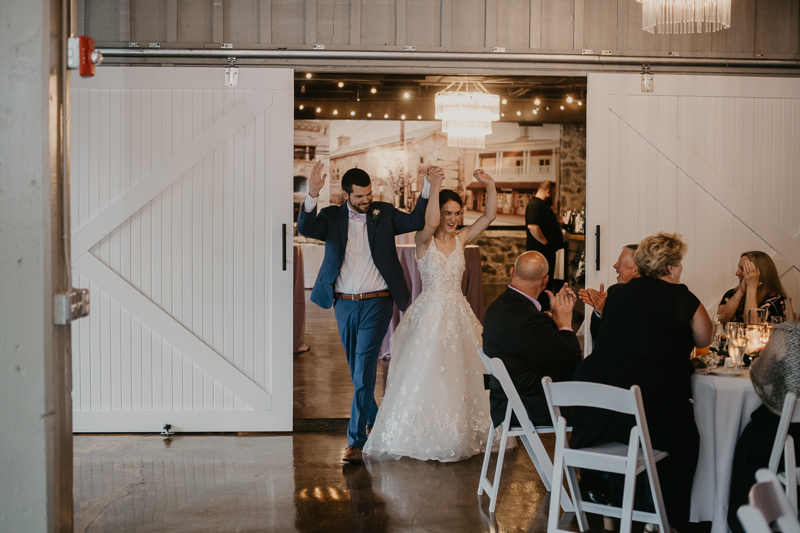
xmin=729 ymin=336 xmax=747 ymax=370
xmin=711 ymin=314 xmax=723 ymax=350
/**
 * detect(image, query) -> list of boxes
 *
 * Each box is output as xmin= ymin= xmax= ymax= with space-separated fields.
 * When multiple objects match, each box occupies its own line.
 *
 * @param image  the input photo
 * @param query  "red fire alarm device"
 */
xmin=67 ymin=36 xmax=103 ymax=77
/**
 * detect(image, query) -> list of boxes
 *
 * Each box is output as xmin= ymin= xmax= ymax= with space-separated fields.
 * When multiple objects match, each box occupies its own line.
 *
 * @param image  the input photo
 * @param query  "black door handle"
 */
xmin=282 ymin=223 xmax=287 ymax=271
xmin=594 ymin=225 xmax=600 ymax=271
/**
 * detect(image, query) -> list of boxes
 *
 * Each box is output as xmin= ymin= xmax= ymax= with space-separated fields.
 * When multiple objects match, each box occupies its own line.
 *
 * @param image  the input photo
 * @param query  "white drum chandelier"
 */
xmin=636 ymin=0 xmax=731 ymax=34
xmin=434 ymin=81 xmax=500 ymax=149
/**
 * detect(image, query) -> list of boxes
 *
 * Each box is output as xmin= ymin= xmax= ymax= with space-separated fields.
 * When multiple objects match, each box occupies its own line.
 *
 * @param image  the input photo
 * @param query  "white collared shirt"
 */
xmin=303 ymin=179 xmax=430 ymax=295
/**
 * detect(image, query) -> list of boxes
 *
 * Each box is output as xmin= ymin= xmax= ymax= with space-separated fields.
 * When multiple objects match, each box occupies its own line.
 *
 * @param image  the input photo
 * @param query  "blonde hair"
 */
xmin=634 ymin=232 xmax=687 ymax=279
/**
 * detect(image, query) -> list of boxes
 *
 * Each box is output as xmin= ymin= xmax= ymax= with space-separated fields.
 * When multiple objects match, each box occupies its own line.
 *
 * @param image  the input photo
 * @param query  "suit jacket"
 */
xmin=588 ymin=283 xmax=620 ymax=342
xmin=296 ymin=198 xmax=428 ymax=311
xmin=483 ymin=287 xmax=582 ymax=427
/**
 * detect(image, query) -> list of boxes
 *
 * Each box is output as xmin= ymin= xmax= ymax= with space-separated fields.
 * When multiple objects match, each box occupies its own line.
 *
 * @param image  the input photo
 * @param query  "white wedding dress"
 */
xmin=363 ymin=235 xmax=492 ymax=462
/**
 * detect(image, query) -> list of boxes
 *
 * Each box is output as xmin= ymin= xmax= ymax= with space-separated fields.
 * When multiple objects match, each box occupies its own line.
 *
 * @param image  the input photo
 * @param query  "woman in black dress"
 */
xmin=570 ymin=232 xmax=713 ymax=530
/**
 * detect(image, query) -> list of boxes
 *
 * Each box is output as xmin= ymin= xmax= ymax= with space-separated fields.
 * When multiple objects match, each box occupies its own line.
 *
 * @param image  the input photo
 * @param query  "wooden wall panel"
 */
xmin=704 ymin=0 xmax=756 ymax=54
xmin=406 ymin=0 xmax=442 ymax=48
xmin=316 ymin=0 xmax=352 ymax=45
xmin=755 ymin=0 xmax=800 ymax=55
xmin=224 ymin=0 xmax=259 ymax=43
xmin=131 ymin=0 xmax=168 ymax=43
xmin=271 ymin=0 xmax=305 ymax=44
xmin=360 ymin=0 xmax=396 ymax=46
xmin=178 ymin=0 xmax=213 ymax=43
xmin=582 ymin=0 xmax=617 ymax=51
xmin=540 ymin=0 xmax=574 ymax=49
xmin=450 ymin=0 xmax=486 ymax=50
xmin=84 ymin=0 xmax=119 ymax=42
xmin=495 ymin=0 xmax=530 ymax=50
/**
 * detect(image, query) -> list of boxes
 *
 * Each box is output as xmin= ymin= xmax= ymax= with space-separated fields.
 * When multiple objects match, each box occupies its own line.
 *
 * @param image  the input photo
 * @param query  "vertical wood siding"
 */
xmin=84 ymin=0 xmax=800 ymax=58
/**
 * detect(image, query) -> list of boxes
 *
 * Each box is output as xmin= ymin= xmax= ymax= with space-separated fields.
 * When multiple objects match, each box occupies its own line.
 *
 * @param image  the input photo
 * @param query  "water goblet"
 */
xmin=729 ymin=337 xmax=747 ymax=369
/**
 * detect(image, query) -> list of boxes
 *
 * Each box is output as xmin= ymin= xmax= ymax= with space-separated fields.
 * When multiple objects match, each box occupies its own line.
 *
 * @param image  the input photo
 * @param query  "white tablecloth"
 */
xmin=690 ymin=371 xmax=762 ymax=533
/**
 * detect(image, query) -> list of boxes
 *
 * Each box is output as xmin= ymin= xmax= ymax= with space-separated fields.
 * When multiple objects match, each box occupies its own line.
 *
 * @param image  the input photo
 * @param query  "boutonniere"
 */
xmin=370 ymin=208 xmax=381 ymax=222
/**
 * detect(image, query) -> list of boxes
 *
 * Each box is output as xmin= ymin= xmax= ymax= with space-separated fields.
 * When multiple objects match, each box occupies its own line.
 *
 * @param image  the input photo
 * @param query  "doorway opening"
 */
xmin=291 ymin=73 xmax=588 ymax=423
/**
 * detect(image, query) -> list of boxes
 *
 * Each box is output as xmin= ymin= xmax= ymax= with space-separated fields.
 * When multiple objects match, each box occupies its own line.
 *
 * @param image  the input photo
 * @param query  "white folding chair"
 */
xmin=737 ymin=469 xmax=800 ymax=533
xmin=768 ymin=392 xmax=800 ymax=514
xmin=541 ymin=377 xmax=669 ymax=533
xmin=476 ymin=349 xmax=574 ymax=514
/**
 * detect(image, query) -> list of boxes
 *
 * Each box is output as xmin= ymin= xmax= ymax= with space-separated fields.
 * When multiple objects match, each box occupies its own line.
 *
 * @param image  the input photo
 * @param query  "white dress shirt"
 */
xmin=303 ymin=179 xmax=430 ymax=296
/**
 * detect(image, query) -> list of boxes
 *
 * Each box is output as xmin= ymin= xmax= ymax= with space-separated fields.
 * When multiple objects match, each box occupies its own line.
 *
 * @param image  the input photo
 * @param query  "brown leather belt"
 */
xmin=335 ymin=291 xmax=391 ymax=301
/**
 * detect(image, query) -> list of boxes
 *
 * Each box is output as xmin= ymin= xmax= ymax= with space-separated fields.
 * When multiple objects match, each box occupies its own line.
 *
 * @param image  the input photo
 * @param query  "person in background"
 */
xmin=718 ymin=251 xmax=787 ymax=324
xmin=579 ymin=244 xmax=639 ymax=342
xmin=570 ymin=232 xmax=713 ymax=530
xmin=483 ymin=251 xmax=582 ymax=429
xmin=727 ymin=315 xmax=800 ymax=533
xmin=525 ymin=180 xmax=564 ymax=307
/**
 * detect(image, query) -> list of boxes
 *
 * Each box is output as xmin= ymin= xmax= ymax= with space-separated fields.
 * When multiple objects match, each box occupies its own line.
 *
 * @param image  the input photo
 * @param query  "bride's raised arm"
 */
xmin=458 ymin=169 xmax=497 ymax=247
xmin=414 ymin=166 xmax=444 ymax=257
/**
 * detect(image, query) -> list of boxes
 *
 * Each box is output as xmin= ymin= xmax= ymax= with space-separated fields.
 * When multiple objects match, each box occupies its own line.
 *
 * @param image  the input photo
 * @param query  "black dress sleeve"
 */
xmin=676 ymin=285 xmax=701 ymax=324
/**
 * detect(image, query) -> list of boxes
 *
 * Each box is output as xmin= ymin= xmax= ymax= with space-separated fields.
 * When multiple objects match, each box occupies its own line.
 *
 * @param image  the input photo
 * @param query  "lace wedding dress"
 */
xmin=363 ymin=236 xmax=492 ymax=462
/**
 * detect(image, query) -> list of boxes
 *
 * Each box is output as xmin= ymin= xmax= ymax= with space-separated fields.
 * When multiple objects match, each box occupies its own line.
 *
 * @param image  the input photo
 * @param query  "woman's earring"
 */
xmin=670 ymin=273 xmax=674 ymax=279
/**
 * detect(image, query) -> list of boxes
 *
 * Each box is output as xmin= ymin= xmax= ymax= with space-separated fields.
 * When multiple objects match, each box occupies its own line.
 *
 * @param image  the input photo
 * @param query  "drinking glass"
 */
xmin=729 ymin=337 xmax=747 ymax=369
xmin=711 ymin=314 xmax=724 ymax=350
xmin=746 ymin=308 xmax=767 ymax=326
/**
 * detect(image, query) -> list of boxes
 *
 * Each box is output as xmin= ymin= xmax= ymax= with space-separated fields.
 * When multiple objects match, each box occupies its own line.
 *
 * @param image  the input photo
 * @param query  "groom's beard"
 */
xmin=348 ymin=198 xmax=371 ymax=214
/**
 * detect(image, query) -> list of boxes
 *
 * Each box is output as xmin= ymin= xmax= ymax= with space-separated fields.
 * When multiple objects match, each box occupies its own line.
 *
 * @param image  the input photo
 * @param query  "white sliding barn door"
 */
xmin=586 ymin=74 xmax=800 ymax=350
xmin=70 ymin=67 xmax=294 ymax=432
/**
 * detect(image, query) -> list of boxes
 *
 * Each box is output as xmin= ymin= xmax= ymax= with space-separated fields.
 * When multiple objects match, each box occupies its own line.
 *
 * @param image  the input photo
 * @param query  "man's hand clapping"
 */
xmin=546 ymin=283 xmax=577 ymax=330
xmin=308 ymin=160 xmax=327 ymax=199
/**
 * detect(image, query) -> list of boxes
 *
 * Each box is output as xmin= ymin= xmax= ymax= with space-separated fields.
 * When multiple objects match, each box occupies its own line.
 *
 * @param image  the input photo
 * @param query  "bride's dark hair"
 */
xmin=438 ymin=189 xmax=463 ymax=208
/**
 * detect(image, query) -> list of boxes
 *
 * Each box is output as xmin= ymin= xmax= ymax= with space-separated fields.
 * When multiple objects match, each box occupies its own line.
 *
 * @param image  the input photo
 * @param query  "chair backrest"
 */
xmin=743 ymin=469 xmax=800 ymax=533
xmin=541 ymin=376 xmax=657 ymax=459
xmin=489 ymin=357 xmax=540 ymax=433
xmin=478 ymin=348 xmax=493 ymax=375
xmin=769 ymin=393 xmax=800 ymax=473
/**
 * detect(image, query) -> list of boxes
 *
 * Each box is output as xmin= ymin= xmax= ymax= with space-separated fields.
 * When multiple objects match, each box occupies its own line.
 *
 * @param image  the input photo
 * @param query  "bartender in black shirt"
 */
xmin=525 ymin=180 xmax=564 ymax=301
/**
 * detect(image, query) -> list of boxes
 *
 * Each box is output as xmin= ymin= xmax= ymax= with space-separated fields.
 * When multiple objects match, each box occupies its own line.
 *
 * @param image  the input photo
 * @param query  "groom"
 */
xmin=297 ymin=161 xmax=431 ymax=463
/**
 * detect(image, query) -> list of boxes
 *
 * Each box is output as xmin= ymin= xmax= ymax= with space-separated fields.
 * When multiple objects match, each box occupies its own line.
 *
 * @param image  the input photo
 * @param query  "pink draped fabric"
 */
xmin=293 ymin=244 xmax=309 ymax=353
xmin=380 ymin=244 xmax=484 ymax=358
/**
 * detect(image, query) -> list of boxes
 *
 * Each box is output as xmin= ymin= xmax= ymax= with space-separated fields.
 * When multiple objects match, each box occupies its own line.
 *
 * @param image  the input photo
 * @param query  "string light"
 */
xmin=299 ymin=105 xmax=304 ymax=110
xmin=533 ymin=109 xmax=538 ymax=114
xmin=560 ymin=105 xmax=565 ymax=110
xmin=403 ymin=92 xmax=410 ymax=99
xmin=401 ymin=115 xmax=406 ymax=120
xmin=417 ymin=115 xmax=422 ymax=119
xmin=534 ymin=98 xmax=541 ymax=105
xmin=501 ymin=98 xmax=507 ymax=105
xmin=371 ymin=87 xmax=377 ymax=94
xmin=367 ymin=113 xmax=372 ymax=117
xmin=566 ymin=95 xmax=573 ymax=103
xmin=578 ymin=101 xmax=583 ymax=106
xmin=384 ymin=114 xmax=389 ymax=118
xmin=337 ymin=81 xmax=344 ymax=88
xmin=516 ymin=111 xmax=521 ymax=116
xmin=315 ymin=107 xmax=321 ymax=113
xmin=350 ymin=111 xmax=355 ymax=116
xmin=333 ymin=110 xmax=338 ymax=115
xmin=305 ymin=73 xmax=312 ymax=79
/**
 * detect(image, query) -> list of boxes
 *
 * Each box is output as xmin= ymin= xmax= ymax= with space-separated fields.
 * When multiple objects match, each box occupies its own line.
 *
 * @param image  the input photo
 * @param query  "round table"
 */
xmin=380 ymin=244 xmax=484 ymax=358
xmin=690 ymin=370 xmax=762 ymax=533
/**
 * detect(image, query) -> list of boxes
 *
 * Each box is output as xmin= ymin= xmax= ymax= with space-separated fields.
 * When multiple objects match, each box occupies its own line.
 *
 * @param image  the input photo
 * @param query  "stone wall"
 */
xmin=559 ymin=124 xmax=586 ymax=215
xmin=475 ymin=231 xmax=527 ymax=284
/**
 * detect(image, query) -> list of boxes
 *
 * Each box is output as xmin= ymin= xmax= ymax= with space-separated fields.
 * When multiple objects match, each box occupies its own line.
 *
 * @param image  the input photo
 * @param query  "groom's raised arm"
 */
xmin=297 ymin=161 xmax=329 ymax=241
xmin=391 ymin=178 xmax=430 ymax=235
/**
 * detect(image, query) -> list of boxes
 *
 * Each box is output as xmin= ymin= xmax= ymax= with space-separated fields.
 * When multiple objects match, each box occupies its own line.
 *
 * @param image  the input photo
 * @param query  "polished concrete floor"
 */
xmin=73 ymin=432 xmax=583 ymax=532
xmin=71 ymin=288 xmax=611 ymax=532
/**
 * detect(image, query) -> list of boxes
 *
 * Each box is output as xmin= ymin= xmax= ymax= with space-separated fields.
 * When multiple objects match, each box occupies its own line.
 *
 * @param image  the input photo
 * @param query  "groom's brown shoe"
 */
xmin=343 ymin=445 xmax=362 ymax=463
xmin=366 ymin=424 xmax=373 ymax=437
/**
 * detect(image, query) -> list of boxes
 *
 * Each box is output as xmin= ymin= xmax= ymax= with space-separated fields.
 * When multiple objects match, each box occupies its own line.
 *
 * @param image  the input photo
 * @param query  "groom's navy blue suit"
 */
xmin=298 ymin=197 xmax=428 ymax=448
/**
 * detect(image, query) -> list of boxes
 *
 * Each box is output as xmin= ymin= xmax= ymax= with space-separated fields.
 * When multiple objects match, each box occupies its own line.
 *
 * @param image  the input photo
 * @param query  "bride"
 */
xmin=363 ymin=167 xmax=497 ymax=462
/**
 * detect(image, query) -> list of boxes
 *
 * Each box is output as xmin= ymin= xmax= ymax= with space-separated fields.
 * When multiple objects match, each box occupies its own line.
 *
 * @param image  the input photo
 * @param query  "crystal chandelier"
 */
xmin=435 ymin=81 xmax=500 ymax=149
xmin=636 ymin=0 xmax=731 ymax=34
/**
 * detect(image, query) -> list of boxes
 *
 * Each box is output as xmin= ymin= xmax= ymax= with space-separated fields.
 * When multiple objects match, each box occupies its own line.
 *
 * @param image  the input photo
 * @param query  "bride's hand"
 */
xmin=473 ymin=169 xmax=495 ymax=187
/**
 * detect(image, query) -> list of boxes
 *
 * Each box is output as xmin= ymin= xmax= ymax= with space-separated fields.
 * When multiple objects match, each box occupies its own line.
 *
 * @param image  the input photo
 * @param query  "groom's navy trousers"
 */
xmin=334 ymin=297 xmax=393 ymax=448
xmin=296 ymin=198 xmax=427 ymax=449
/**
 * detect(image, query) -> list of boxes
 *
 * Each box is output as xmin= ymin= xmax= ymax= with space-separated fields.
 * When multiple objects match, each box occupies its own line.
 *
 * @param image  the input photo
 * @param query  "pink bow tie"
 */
xmin=348 ymin=210 xmax=366 ymax=222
